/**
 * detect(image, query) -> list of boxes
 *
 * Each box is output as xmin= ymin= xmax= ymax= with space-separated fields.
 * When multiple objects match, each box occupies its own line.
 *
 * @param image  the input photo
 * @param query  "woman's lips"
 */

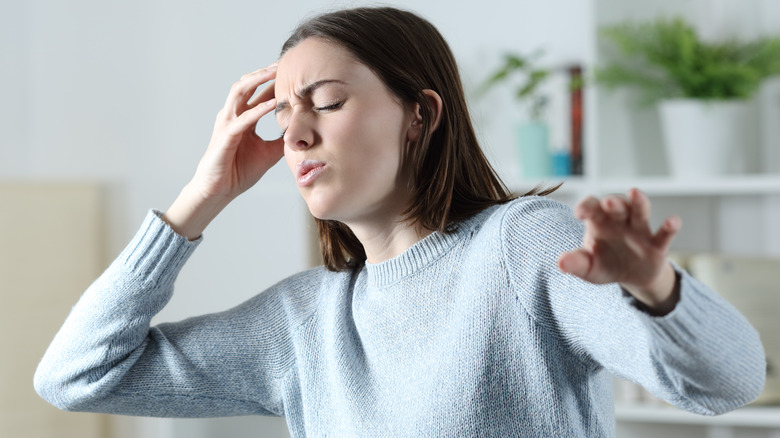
xmin=296 ymin=160 xmax=327 ymax=187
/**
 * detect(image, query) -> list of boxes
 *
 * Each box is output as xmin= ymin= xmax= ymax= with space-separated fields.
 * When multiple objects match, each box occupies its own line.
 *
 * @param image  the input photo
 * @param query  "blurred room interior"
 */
xmin=2 ymin=0 xmax=779 ymax=437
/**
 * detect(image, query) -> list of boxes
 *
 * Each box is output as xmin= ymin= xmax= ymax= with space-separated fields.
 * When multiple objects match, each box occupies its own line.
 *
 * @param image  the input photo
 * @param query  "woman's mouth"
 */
xmin=296 ymin=160 xmax=327 ymax=187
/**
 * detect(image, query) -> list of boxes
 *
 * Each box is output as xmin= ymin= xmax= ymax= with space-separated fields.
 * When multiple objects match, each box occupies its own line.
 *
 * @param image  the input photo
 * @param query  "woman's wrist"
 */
xmin=162 ymin=183 xmax=232 ymax=240
xmin=621 ymin=262 xmax=681 ymax=316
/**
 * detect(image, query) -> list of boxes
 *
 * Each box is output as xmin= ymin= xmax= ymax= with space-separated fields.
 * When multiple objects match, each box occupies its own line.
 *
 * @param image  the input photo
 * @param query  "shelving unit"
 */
xmin=511 ymin=1 xmax=780 ymax=437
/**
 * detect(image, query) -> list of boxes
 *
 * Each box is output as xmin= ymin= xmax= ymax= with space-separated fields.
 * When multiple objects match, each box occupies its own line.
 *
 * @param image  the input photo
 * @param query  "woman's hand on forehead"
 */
xmin=161 ymin=62 xmax=285 ymax=240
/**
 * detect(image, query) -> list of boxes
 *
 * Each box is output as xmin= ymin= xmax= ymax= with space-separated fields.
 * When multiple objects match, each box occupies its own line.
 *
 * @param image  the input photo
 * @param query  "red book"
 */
xmin=569 ymin=65 xmax=584 ymax=176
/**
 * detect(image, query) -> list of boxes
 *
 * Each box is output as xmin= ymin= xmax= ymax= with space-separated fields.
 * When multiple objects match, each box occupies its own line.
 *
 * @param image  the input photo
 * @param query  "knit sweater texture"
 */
xmin=35 ymin=196 xmax=766 ymax=437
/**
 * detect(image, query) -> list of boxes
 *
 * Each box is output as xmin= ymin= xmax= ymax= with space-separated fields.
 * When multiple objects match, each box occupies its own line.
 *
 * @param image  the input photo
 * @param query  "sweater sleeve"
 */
xmin=34 ymin=210 xmax=297 ymax=418
xmin=501 ymin=197 xmax=766 ymax=415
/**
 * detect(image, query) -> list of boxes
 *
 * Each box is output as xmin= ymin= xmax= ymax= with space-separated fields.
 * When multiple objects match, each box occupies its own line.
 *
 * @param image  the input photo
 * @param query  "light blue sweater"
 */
xmin=35 ymin=197 xmax=765 ymax=437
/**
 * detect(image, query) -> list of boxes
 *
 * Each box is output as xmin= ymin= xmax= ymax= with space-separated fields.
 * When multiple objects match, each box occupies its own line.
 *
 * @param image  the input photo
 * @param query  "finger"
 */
xmin=652 ymin=215 xmax=682 ymax=251
xmin=247 ymin=82 xmax=276 ymax=109
xmin=574 ymin=196 xmax=604 ymax=222
xmin=601 ymin=195 xmax=629 ymax=223
xmin=227 ymin=98 xmax=277 ymax=137
xmin=225 ymin=63 xmax=278 ymax=118
xmin=558 ymin=249 xmax=593 ymax=279
xmin=628 ymin=188 xmax=651 ymax=229
xmin=232 ymin=66 xmax=278 ymax=116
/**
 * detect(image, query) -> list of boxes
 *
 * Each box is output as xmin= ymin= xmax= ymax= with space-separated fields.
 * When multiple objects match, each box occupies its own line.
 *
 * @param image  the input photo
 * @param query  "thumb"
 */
xmin=558 ymin=249 xmax=593 ymax=279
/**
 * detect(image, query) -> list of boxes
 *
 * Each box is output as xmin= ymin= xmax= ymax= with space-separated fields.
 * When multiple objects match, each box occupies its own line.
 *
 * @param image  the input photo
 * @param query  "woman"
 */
xmin=35 ymin=7 xmax=765 ymax=437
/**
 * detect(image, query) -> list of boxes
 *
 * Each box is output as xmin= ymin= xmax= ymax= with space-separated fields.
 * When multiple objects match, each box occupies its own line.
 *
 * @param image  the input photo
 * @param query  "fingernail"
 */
xmin=266 ymin=98 xmax=277 ymax=106
xmin=266 ymin=62 xmax=278 ymax=72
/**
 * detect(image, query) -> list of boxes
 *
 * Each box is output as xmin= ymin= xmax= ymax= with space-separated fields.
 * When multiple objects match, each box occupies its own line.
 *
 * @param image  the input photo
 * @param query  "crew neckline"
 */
xmin=364 ymin=205 xmax=500 ymax=287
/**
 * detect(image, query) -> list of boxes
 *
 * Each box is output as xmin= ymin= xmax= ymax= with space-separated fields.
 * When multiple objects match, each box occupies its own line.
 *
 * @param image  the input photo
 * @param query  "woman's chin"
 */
xmin=304 ymin=202 xmax=336 ymax=222
xmin=302 ymin=193 xmax=346 ymax=222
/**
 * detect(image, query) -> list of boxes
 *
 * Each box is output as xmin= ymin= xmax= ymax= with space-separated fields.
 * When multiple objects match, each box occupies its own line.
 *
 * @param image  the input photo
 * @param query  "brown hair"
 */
xmin=281 ymin=7 xmax=558 ymax=271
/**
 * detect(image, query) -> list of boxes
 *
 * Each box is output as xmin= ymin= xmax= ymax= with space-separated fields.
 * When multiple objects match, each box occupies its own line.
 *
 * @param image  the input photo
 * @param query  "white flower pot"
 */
xmin=658 ymin=99 xmax=752 ymax=177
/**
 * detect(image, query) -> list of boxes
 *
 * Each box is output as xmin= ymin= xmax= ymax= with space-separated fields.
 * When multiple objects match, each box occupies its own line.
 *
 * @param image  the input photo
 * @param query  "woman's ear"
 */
xmin=409 ymin=89 xmax=443 ymax=141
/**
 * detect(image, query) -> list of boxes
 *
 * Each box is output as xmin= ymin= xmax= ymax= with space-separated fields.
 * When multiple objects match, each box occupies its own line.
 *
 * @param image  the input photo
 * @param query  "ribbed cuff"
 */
xmin=117 ymin=210 xmax=202 ymax=288
xmin=620 ymin=261 xmax=686 ymax=318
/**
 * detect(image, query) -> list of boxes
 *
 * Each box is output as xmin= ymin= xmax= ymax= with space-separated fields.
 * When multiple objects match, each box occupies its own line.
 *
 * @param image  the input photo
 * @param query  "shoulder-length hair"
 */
xmin=281 ymin=7 xmax=558 ymax=272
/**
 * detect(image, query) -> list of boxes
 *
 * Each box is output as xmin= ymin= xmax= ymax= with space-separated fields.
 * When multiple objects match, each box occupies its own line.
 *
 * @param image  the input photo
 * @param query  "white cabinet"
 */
xmin=0 ymin=183 xmax=107 ymax=438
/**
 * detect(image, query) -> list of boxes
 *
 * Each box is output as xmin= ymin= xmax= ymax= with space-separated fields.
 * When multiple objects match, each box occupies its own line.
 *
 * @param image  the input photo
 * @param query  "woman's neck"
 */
xmin=347 ymin=218 xmax=433 ymax=265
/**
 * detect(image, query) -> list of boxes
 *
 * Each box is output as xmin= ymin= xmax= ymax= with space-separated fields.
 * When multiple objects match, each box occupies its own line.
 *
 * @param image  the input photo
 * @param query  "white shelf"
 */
xmin=597 ymin=174 xmax=780 ymax=197
xmin=615 ymin=403 xmax=780 ymax=428
xmin=514 ymin=174 xmax=780 ymax=198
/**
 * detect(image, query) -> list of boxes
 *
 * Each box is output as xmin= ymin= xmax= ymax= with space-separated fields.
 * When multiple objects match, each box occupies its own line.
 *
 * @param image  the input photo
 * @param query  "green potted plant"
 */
xmin=480 ymin=51 xmax=554 ymax=179
xmin=597 ymin=17 xmax=780 ymax=177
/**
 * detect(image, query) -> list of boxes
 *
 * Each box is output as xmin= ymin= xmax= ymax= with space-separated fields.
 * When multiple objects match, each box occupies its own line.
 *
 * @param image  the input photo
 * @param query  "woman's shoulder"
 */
xmin=503 ymin=195 xmax=573 ymax=220
xmin=468 ymin=195 xmax=583 ymax=258
xmin=449 ymin=196 xmax=578 ymax=264
xmin=469 ymin=195 xmax=576 ymax=233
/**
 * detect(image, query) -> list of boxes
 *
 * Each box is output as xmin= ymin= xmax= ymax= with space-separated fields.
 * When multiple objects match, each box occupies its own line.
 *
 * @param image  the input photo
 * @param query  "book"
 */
xmin=569 ymin=65 xmax=584 ymax=176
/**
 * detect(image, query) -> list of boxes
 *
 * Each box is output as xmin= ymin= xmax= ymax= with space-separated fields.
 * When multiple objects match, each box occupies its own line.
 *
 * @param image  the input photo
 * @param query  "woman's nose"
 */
xmin=283 ymin=112 xmax=314 ymax=151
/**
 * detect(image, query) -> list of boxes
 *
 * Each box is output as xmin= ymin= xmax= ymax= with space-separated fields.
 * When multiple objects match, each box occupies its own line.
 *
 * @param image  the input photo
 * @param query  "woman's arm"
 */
xmin=33 ymin=211 xmax=298 ymax=417
xmin=502 ymin=196 xmax=766 ymax=415
xmin=34 ymin=64 xmax=293 ymax=416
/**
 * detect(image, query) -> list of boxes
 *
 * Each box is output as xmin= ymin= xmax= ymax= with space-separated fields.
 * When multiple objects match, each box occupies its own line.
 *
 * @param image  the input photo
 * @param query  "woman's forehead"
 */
xmin=277 ymin=39 xmax=357 ymax=82
xmin=275 ymin=39 xmax=372 ymax=99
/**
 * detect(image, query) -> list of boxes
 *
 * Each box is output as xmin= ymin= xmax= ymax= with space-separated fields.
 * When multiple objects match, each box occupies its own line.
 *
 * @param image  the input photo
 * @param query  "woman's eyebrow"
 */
xmin=299 ymin=79 xmax=347 ymax=98
xmin=275 ymin=79 xmax=347 ymax=115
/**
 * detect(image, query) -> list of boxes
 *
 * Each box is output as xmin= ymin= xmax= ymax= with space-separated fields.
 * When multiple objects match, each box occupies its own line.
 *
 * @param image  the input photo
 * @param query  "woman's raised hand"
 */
xmin=163 ymin=64 xmax=284 ymax=240
xmin=194 ymin=63 xmax=283 ymax=200
xmin=557 ymin=188 xmax=683 ymax=315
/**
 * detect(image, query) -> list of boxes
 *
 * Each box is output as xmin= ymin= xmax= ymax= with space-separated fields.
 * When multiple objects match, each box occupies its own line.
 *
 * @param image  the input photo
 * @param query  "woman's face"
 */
xmin=274 ymin=38 xmax=418 ymax=226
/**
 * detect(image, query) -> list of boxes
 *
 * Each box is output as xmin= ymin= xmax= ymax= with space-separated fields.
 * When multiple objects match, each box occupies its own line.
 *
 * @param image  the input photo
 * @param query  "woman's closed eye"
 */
xmin=313 ymin=100 xmax=344 ymax=112
xmin=278 ymin=99 xmax=345 ymax=135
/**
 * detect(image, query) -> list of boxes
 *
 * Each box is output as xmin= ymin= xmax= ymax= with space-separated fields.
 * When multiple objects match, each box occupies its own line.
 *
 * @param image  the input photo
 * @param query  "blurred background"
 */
xmin=1 ymin=0 xmax=779 ymax=437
